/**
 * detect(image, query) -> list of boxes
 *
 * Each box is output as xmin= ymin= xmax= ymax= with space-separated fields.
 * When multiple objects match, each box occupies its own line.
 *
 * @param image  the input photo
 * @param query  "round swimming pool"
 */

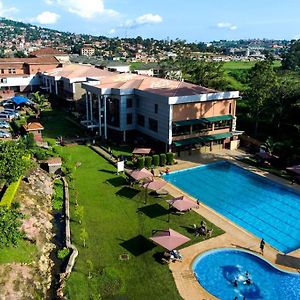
xmin=192 ymin=248 xmax=300 ymax=300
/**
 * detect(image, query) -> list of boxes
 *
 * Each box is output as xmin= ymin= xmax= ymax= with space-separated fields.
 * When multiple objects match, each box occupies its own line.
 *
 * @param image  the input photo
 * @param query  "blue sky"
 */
xmin=1 ymin=0 xmax=300 ymax=41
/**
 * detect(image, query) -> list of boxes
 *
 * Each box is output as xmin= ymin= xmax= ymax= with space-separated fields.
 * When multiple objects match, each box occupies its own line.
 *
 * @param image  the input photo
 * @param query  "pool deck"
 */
xmin=161 ymin=149 xmax=300 ymax=300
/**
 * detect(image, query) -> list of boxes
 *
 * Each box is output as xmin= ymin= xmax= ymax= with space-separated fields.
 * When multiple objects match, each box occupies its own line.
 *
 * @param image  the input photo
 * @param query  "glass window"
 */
xmin=1 ymin=69 xmax=4 ymax=74
xmin=137 ymin=114 xmax=145 ymax=127
xmin=136 ymin=98 xmax=140 ymax=108
xmin=127 ymin=113 xmax=132 ymax=125
xmin=154 ymin=104 xmax=158 ymax=114
xmin=149 ymin=118 xmax=158 ymax=132
xmin=107 ymin=97 xmax=120 ymax=127
xmin=126 ymin=98 xmax=133 ymax=108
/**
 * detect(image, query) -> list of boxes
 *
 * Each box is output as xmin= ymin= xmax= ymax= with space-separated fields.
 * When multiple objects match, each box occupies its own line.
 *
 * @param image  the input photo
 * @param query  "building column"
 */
xmin=55 ymin=81 xmax=58 ymax=95
xmin=168 ymin=105 xmax=173 ymax=152
xmin=104 ymin=96 xmax=107 ymax=140
xmin=89 ymin=93 xmax=93 ymax=122
xmin=123 ymin=130 xmax=126 ymax=142
xmin=85 ymin=93 xmax=89 ymax=121
xmin=98 ymin=95 xmax=102 ymax=136
xmin=49 ymin=80 xmax=52 ymax=93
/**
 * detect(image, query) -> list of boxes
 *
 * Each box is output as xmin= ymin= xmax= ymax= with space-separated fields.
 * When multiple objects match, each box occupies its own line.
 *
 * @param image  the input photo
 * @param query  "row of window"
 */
xmin=135 ymin=114 xmax=158 ymax=132
xmin=1 ymin=68 xmax=16 ymax=74
xmin=126 ymin=98 xmax=158 ymax=114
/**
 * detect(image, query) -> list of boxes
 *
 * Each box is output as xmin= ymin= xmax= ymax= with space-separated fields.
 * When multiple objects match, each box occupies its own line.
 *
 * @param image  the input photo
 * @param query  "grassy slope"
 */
xmin=61 ymin=146 xmax=224 ymax=299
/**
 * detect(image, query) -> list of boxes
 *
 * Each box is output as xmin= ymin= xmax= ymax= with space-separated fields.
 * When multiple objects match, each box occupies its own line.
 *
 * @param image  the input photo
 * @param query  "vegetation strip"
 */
xmin=0 ymin=177 xmax=22 ymax=208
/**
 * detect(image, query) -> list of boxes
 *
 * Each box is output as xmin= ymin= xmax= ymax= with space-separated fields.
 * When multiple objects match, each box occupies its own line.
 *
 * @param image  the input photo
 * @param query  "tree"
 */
xmin=0 ymin=207 xmax=24 ymax=248
xmin=180 ymin=60 xmax=228 ymax=90
xmin=74 ymin=205 xmax=84 ymax=224
xmin=31 ymin=91 xmax=49 ymax=108
xmin=245 ymin=60 xmax=279 ymax=136
xmin=0 ymin=141 xmax=29 ymax=184
xmin=79 ymin=227 xmax=88 ymax=248
xmin=86 ymin=259 xmax=93 ymax=279
xmin=282 ymin=40 xmax=300 ymax=71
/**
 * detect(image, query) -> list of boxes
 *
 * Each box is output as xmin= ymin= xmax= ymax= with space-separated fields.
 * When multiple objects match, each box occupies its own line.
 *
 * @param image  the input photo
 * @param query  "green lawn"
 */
xmin=0 ymin=240 xmax=37 ymax=264
xmin=223 ymin=60 xmax=281 ymax=70
xmin=41 ymin=109 xmax=86 ymax=143
xmin=59 ymin=145 xmax=224 ymax=300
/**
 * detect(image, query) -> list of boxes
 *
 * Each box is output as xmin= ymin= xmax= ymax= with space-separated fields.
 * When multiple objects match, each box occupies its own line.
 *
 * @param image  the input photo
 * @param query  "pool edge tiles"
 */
xmin=163 ymin=160 xmax=300 ymax=254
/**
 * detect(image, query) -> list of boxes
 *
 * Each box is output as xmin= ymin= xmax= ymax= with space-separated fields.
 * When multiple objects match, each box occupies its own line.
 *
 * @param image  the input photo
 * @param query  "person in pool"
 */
xmin=232 ymin=279 xmax=238 ymax=287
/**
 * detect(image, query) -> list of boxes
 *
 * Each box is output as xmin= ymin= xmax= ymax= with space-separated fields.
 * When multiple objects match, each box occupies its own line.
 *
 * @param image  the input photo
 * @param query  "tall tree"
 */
xmin=245 ymin=60 xmax=279 ymax=136
xmin=0 ymin=141 xmax=28 ymax=184
xmin=282 ymin=40 xmax=300 ymax=71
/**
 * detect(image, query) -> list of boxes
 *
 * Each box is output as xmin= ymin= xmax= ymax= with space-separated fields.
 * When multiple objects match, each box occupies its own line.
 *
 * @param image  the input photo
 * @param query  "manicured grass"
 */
xmin=41 ymin=109 xmax=86 ymax=143
xmin=60 ymin=145 xmax=224 ymax=300
xmin=0 ymin=240 xmax=38 ymax=264
xmin=223 ymin=60 xmax=281 ymax=70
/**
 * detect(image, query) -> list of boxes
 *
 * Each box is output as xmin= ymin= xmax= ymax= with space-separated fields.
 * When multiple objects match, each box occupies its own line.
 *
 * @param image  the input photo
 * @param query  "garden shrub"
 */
xmin=53 ymin=179 xmax=64 ymax=210
xmin=57 ymin=247 xmax=70 ymax=260
xmin=136 ymin=157 xmax=145 ymax=169
xmin=0 ymin=177 xmax=22 ymax=208
xmin=152 ymin=154 xmax=159 ymax=167
xmin=166 ymin=152 xmax=174 ymax=165
xmin=159 ymin=153 xmax=166 ymax=166
xmin=144 ymin=156 xmax=152 ymax=169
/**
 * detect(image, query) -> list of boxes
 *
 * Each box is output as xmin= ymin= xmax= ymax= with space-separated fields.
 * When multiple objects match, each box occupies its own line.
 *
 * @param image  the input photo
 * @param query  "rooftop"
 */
xmin=23 ymin=122 xmax=44 ymax=131
xmin=95 ymin=73 xmax=216 ymax=97
xmin=29 ymin=47 xmax=66 ymax=57
xmin=46 ymin=64 xmax=114 ymax=80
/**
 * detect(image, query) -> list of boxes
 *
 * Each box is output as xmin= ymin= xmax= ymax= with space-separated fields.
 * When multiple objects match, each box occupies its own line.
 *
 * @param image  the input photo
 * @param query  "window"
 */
xmin=154 ymin=104 xmax=158 ymax=114
xmin=136 ymin=98 xmax=140 ymax=108
xmin=137 ymin=114 xmax=145 ymax=127
xmin=126 ymin=98 xmax=133 ymax=108
xmin=1 ymin=69 xmax=4 ymax=74
xmin=0 ymin=78 xmax=7 ymax=83
xmin=149 ymin=118 xmax=158 ymax=132
xmin=127 ymin=113 xmax=132 ymax=125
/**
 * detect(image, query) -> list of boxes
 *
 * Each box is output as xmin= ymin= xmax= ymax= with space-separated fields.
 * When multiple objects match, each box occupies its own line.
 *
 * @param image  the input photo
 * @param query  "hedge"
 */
xmin=0 ymin=177 xmax=22 ymax=208
xmin=160 ymin=153 xmax=166 ymax=166
xmin=136 ymin=157 xmax=145 ymax=169
xmin=152 ymin=155 xmax=159 ymax=167
xmin=144 ymin=156 xmax=152 ymax=169
xmin=166 ymin=152 xmax=174 ymax=165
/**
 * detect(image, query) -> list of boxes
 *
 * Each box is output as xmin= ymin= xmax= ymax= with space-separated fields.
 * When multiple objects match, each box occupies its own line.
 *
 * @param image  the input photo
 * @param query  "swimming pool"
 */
xmin=164 ymin=161 xmax=300 ymax=253
xmin=192 ymin=248 xmax=300 ymax=300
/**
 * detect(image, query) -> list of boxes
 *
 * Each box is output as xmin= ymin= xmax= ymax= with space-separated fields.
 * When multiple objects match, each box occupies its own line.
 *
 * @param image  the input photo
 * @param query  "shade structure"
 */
xmin=286 ymin=165 xmax=300 ymax=175
xmin=167 ymin=196 xmax=199 ymax=212
xmin=149 ymin=228 xmax=190 ymax=251
xmin=132 ymin=148 xmax=151 ymax=155
xmin=142 ymin=178 xmax=166 ymax=191
xmin=128 ymin=168 xmax=153 ymax=181
xmin=11 ymin=95 xmax=30 ymax=105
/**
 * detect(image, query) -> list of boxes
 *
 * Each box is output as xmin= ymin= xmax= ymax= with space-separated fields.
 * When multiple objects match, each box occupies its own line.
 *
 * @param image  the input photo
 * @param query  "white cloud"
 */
xmin=34 ymin=11 xmax=60 ymax=24
xmin=45 ymin=0 xmax=119 ymax=19
xmin=0 ymin=0 xmax=18 ymax=18
xmin=109 ymin=28 xmax=116 ymax=35
xmin=121 ymin=13 xmax=163 ymax=29
xmin=217 ymin=22 xmax=237 ymax=31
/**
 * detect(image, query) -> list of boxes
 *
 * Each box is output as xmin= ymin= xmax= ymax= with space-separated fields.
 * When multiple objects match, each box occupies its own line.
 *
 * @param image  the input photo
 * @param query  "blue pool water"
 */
xmin=164 ymin=161 xmax=300 ymax=253
xmin=193 ymin=249 xmax=300 ymax=300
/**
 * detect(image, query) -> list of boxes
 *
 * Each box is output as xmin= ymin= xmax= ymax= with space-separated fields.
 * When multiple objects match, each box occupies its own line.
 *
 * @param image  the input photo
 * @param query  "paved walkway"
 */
xmin=161 ymin=149 xmax=300 ymax=300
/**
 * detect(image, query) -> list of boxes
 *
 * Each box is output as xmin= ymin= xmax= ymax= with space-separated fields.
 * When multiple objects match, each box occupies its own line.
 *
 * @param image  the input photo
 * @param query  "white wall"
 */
xmin=0 ymin=75 xmax=41 ymax=88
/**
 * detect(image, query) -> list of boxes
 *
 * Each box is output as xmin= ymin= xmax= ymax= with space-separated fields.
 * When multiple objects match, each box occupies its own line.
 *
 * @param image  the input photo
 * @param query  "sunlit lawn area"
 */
xmin=59 ymin=145 xmax=224 ymax=299
xmin=0 ymin=240 xmax=37 ymax=264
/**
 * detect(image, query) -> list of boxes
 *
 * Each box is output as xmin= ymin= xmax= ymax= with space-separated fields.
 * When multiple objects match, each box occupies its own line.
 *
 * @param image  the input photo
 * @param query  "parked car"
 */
xmin=0 ymin=121 xmax=10 ymax=128
xmin=3 ymin=109 xmax=19 ymax=117
xmin=1 ymin=100 xmax=14 ymax=107
xmin=0 ymin=113 xmax=14 ymax=120
xmin=0 ymin=130 xmax=11 ymax=138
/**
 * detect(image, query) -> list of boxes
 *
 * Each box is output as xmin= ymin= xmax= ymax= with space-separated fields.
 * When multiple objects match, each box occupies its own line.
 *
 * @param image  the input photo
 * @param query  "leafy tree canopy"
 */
xmin=0 ymin=207 xmax=24 ymax=248
xmin=0 ymin=141 xmax=29 ymax=184
xmin=282 ymin=40 xmax=300 ymax=71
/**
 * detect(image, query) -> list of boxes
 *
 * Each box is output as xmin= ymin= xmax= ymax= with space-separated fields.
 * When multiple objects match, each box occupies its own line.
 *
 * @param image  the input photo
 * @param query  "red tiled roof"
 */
xmin=46 ymin=157 xmax=62 ymax=165
xmin=0 ymin=57 xmax=59 ymax=65
xmin=29 ymin=47 xmax=66 ymax=56
xmin=96 ymin=73 xmax=216 ymax=97
xmin=23 ymin=122 xmax=44 ymax=131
